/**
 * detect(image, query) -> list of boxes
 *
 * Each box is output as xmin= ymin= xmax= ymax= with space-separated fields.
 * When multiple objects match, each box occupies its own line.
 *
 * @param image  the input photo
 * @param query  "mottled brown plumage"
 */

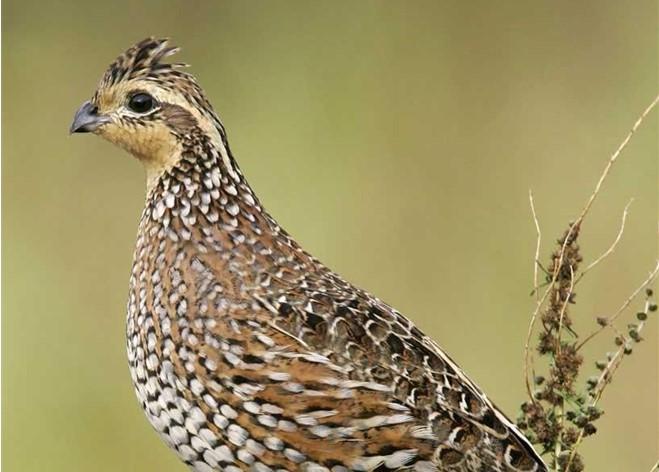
xmin=71 ymin=38 xmax=547 ymax=472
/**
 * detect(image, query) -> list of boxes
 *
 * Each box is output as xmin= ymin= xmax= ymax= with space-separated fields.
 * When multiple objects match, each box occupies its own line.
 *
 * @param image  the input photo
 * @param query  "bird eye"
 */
xmin=127 ymin=93 xmax=155 ymax=114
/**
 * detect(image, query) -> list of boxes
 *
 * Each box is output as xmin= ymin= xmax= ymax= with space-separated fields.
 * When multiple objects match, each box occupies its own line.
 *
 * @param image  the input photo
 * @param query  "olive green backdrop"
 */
xmin=3 ymin=1 xmax=657 ymax=471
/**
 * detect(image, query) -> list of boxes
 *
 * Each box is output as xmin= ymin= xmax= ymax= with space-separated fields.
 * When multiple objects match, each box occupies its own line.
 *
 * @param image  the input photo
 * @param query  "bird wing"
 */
xmin=246 ymin=268 xmax=547 ymax=472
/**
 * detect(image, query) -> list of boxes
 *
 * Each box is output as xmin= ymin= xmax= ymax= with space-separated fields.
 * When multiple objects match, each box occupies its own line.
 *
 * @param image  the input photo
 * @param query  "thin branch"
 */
xmin=590 ymin=346 xmax=625 ymax=403
xmin=574 ymin=94 xmax=659 ymax=225
xmin=566 ymin=295 xmax=655 ymax=472
xmin=552 ymin=263 xmax=576 ymax=470
xmin=650 ymin=460 xmax=659 ymax=472
xmin=575 ymin=199 xmax=633 ymax=285
xmin=556 ymin=264 xmax=575 ymax=354
xmin=525 ymin=288 xmax=553 ymax=401
xmin=577 ymin=260 xmax=659 ymax=351
xmin=524 ymin=190 xmax=542 ymax=400
xmin=530 ymin=190 xmax=542 ymax=299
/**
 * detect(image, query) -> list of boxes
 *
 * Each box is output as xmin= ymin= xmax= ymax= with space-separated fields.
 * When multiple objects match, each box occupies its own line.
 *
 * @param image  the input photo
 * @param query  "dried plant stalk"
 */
xmin=518 ymin=94 xmax=659 ymax=471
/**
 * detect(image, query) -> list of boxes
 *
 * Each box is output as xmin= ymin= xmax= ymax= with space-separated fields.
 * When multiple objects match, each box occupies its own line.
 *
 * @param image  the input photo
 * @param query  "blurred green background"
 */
xmin=3 ymin=1 xmax=657 ymax=471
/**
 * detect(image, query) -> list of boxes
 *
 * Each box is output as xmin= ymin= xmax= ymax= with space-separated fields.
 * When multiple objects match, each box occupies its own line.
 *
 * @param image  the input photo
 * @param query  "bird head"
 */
xmin=70 ymin=38 xmax=226 ymax=188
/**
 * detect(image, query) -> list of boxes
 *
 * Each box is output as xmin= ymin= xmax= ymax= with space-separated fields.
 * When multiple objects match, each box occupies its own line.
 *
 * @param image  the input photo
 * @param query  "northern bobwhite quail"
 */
xmin=71 ymin=38 xmax=547 ymax=472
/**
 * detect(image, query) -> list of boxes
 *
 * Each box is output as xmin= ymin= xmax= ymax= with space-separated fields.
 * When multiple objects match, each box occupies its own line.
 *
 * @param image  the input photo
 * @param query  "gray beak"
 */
xmin=69 ymin=101 xmax=110 ymax=134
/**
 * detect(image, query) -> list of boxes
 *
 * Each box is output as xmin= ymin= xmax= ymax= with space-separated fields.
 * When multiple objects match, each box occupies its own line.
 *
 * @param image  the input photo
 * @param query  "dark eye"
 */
xmin=128 ymin=93 xmax=155 ymax=113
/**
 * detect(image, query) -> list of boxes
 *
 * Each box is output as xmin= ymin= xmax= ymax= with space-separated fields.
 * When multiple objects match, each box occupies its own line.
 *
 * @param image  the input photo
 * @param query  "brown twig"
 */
xmin=576 ymin=260 xmax=659 ymax=351
xmin=524 ymin=190 xmax=543 ymax=400
xmin=574 ymin=94 xmax=659 ymax=225
xmin=574 ymin=199 xmax=633 ymax=286
xmin=565 ymin=294 xmax=656 ymax=472
xmin=530 ymin=190 xmax=542 ymax=299
xmin=556 ymin=264 xmax=575 ymax=355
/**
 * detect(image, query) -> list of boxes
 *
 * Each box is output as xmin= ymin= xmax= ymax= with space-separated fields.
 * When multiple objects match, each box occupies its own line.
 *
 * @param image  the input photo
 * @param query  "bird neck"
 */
xmin=139 ymin=131 xmax=315 ymax=284
xmin=144 ymin=130 xmax=257 ymax=229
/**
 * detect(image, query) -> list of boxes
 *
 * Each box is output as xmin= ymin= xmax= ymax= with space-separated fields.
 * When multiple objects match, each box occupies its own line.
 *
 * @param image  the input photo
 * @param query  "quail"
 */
xmin=70 ymin=38 xmax=547 ymax=472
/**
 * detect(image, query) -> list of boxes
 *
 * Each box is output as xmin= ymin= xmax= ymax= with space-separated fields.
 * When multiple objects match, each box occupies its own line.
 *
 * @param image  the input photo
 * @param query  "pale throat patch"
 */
xmin=94 ymin=80 xmax=230 ymax=192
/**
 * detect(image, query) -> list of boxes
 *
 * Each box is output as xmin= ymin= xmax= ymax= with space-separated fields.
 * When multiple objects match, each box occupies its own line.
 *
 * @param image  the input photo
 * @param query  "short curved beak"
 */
xmin=69 ymin=101 xmax=110 ymax=134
